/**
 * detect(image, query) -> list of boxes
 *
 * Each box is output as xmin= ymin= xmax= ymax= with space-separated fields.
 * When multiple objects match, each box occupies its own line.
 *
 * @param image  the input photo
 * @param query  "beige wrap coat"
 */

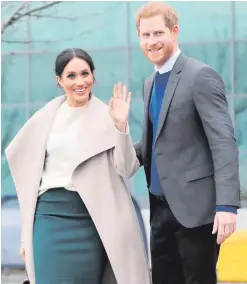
xmin=5 ymin=95 xmax=152 ymax=284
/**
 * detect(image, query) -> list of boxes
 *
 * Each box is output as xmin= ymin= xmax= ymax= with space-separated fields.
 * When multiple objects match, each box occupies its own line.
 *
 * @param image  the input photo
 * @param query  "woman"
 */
xmin=5 ymin=48 xmax=151 ymax=284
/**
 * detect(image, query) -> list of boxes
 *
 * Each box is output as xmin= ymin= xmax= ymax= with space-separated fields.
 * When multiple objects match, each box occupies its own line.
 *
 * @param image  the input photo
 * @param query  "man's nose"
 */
xmin=148 ymin=35 xmax=158 ymax=46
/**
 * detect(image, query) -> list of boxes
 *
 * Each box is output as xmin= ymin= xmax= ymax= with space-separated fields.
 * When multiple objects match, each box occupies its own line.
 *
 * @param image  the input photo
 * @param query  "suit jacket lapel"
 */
xmin=144 ymin=73 xmax=155 ymax=111
xmin=142 ymin=73 xmax=155 ymax=163
xmin=154 ymin=53 xmax=185 ymax=144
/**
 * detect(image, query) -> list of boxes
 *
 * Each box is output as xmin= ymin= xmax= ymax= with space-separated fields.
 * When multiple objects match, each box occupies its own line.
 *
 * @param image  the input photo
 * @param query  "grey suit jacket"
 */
xmin=135 ymin=53 xmax=241 ymax=228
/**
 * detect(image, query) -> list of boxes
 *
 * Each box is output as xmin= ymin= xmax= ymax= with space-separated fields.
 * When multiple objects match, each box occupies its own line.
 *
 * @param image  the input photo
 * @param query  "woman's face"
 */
xmin=57 ymin=57 xmax=94 ymax=107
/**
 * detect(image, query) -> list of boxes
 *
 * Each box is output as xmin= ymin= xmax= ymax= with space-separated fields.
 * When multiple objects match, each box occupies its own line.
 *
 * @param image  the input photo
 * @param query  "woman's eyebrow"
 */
xmin=66 ymin=69 xmax=89 ymax=74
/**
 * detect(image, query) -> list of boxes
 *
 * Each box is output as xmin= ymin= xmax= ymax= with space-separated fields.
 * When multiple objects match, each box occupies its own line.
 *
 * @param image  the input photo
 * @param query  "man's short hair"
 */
xmin=136 ymin=1 xmax=179 ymax=32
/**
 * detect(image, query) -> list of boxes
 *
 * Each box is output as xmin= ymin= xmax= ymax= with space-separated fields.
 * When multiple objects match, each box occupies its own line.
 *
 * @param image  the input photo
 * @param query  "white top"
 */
xmin=155 ymin=48 xmax=181 ymax=74
xmin=39 ymin=99 xmax=91 ymax=195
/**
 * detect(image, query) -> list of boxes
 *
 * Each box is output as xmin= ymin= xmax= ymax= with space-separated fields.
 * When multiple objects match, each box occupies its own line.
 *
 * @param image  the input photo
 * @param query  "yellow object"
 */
xmin=217 ymin=230 xmax=247 ymax=282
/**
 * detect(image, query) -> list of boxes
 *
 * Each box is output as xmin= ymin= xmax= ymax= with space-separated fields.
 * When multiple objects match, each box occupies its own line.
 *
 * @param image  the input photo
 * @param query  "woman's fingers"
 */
xmin=113 ymin=82 xmax=122 ymax=99
xmin=113 ymin=84 xmax=118 ymax=98
xmin=127 ymin=91 xmax=132 ymax=105
xmin=114 ymin=82 xmax=131 ymax=102
xmin=109 ymin=97 xmax=114 ymax=108
xmin=117 ymin=82 xmax=122 ymax=99
xmin=122 ymin=85 xmax=127 ymax=101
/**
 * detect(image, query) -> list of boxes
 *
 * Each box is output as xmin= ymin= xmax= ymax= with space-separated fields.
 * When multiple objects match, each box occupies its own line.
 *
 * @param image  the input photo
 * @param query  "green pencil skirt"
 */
xmin=33 ymin=187 xmax=106 ymax=284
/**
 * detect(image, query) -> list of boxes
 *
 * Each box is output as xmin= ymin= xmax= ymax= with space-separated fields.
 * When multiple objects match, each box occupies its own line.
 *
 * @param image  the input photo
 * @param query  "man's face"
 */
xmin=138 ymin=14 xmax=178 ymax=69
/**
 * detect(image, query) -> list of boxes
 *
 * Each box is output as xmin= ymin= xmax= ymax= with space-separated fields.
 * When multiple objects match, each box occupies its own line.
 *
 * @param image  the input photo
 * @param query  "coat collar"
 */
xmin=5 ymin=95 xmax=116 ymax=196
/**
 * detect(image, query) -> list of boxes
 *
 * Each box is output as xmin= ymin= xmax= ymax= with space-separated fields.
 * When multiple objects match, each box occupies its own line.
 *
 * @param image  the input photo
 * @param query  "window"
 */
xmin=1 ymin=3 xmax=28 ymax=53
xmin=129 ymin=48 xmax=153 ymax=99
xmin=235 ymin=97 xmax=247 ymax=151
xmin=181 ymin=43 xmax=231 ymax=94
xmin=239 ymin=152 xmax=247 ymax=200
xmin=29 ymin=53 xmax=59 ymax=103
xmin=235 ymin=42 xmax=247 ymax=94
xmin=90 ymin=49 xmax=128 ymax=101
xmin=2 ymin=55 xmax=28 ymax=103
xmin=235 ymin=2 xmax=247 ymax=39
xmin=1 ymin=108 xmax=26 ymax=195
xmin=29 ymin=2 xmax=127 ymax=52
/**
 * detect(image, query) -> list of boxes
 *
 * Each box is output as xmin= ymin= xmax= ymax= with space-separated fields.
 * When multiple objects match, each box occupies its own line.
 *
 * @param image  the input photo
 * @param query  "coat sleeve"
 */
xmin=193 ymin=66 xmax=241 ymax=207
xmin=111 ymin=124 xmax=140 ymax=178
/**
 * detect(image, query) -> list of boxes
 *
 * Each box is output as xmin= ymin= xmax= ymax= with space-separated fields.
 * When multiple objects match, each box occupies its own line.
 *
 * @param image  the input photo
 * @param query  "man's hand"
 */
xmin=212 ymin=212 xmax=237 ymax=244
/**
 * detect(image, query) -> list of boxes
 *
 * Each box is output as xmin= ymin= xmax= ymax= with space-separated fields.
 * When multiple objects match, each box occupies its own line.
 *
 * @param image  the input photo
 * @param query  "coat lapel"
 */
xmin=154 ymin=53 xmax=185 ymax=144
xmin=72 ymin=97 xmax=116 ymax=170
xmin=5 ymin=95 xmax=66 ymax=197
xmin=5 ymin=95 xmax=116 ymax=196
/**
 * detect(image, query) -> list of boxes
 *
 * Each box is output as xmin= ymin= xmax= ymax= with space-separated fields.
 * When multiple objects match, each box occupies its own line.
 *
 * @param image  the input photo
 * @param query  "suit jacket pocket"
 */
xmin=185 ymin=163 xmax=214 ymax=182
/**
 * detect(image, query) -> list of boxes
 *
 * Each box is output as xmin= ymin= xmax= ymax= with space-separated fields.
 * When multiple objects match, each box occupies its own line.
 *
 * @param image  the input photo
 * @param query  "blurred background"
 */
xmin=1 ymin=1 xmax=247 ymax=283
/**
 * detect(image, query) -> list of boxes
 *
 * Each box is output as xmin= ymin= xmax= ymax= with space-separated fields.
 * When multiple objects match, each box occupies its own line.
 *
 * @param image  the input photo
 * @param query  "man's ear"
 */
xmin=172 ymin=25 xmax=179 ymax=37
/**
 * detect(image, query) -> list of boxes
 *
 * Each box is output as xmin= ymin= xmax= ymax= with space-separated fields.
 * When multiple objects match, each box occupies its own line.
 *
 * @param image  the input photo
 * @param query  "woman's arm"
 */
xmin=108 ymin=82 xmax=140 ymax=177
xmin=111 ymin=124 xmax=140 ymax=178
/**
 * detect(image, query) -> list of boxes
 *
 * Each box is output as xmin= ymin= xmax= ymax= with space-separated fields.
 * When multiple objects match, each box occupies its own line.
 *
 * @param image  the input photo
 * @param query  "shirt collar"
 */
xmin=155 ymin=49 xmax=181 ymax=74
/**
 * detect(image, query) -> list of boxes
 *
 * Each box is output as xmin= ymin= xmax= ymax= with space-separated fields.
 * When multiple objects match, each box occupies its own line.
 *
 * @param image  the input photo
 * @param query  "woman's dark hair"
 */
xmin=55 ymin=48 xmax=95 ymax=77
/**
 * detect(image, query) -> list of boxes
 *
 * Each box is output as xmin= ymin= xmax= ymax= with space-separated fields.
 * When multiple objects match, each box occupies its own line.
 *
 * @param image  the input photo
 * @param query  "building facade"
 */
xmin=2 ymin=1 xmax=247 ymax=205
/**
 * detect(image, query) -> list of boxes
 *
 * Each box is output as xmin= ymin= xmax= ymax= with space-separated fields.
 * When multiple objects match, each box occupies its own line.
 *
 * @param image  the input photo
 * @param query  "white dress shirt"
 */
xmin=155 ymin=48 xmax=181 ymax=74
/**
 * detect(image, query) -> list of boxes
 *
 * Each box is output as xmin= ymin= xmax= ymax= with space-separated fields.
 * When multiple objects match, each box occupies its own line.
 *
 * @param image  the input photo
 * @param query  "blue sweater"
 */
xmin=148 ymin=71 xmax=237 ymax=214
xmin=149 ymin=71 xmax=171 ymax=196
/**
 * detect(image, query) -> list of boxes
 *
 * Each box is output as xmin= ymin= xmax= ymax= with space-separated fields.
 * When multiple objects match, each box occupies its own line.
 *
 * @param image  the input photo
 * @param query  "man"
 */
xmin=134 ymin=2 xmax=241 ymax=284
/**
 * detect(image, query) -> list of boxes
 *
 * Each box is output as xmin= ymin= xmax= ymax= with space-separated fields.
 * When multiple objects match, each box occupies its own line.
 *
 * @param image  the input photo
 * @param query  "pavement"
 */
xmin=2 ymin=269 xmax=25 ymax=284
xmin=1 ymin=269 xmax=246 ymax=284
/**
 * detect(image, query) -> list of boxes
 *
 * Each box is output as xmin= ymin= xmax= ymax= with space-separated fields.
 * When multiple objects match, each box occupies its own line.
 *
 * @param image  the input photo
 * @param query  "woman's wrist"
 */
xmin=115 ymin=121 xmax=127 ymax=133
